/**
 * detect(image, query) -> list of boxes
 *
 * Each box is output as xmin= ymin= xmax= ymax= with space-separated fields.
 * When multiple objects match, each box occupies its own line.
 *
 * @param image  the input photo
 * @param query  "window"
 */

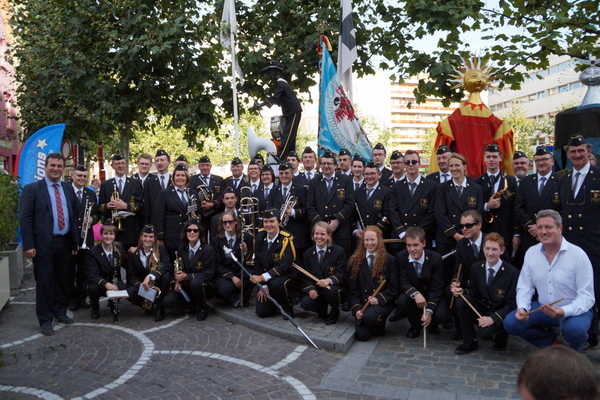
xmin=548 ymin=66 xmax=558 ymax=75
xmin=549 ymin=88 xmax=558 ymax=96
xmin=558 ymin=62 xmax=570 ymax=72
xmin=538 ymin=91 xmax=546 ymax=99
xmin=559 ymin=85 xmax=569 ymax=93
xmin=571 ymin=82 xmax=581 ymax=90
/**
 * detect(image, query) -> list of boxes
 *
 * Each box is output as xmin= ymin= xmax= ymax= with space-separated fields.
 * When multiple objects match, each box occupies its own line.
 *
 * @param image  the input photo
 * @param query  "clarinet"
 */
xmin=111 ymin=247 xmax=120 ymax=323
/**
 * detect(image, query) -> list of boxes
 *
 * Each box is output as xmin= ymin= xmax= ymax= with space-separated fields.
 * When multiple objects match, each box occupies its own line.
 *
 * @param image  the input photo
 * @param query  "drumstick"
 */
xmin=524 ymin=298 xmax=565 ymax=316
xmin=360 ymin=279 xmax=387 ymax=313
xmin=292 ymin=263 xmax=331 ymax=290
xmin=459 ymin=294 xmax=483 ymax=319
xmin=423 ymin=307 xmax=427 ymax=348
xmin=450 ymin=264 xmax=462 ymax=309
xmin=382 ymin=238 xmax=405 ymax=243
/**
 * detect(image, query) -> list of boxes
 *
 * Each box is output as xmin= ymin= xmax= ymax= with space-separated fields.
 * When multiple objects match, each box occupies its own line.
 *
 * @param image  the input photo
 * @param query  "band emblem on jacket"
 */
xmin=374 ymin=200 xmax=382 ymax=210
xmin=337 ymin=188 xmax=345 ymax=200
xmin=420 ymin=199 xmax=428 ymax=209
xmin=468 ymin=197 xmax=476 ymax=208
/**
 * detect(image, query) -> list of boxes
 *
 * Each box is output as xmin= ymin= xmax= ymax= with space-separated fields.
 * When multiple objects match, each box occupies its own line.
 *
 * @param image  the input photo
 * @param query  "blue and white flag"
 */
xmin=16 ymin=123 xmax=65 ymax=187
xmin=318 ymin=43 xmax=371 ymax=161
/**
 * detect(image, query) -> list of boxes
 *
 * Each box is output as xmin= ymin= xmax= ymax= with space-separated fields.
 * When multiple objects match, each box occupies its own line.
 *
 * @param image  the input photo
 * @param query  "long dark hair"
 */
xmin=217 ymin=211 xmax=241 ymax=240
xmin=180 ymin=220 xmax=205 ymax=246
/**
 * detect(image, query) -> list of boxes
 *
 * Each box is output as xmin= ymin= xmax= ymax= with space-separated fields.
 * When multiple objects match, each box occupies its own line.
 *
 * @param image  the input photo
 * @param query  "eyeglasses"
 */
xmin=222 ymin=220 xmax=235 ymax=225
xmin=534 ymin=157 xmax=552 ymax=163
xmin=364 ymin=172 xmax=378 ymax=177
xmin=459 ymin=222 xmax=478 ymax=229
xmin=320 ymin=162 xmax=335 ymax=166
xmin=186 ymin=228 xmax=199 ymax=233
xmin=404 ymin=160 xmax=419 ymax=166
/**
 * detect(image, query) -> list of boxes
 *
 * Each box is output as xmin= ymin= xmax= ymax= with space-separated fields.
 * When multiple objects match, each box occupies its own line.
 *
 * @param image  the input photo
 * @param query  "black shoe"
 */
xmin=154 ymin=305 xmax=165 ymax=322
xmin=450 ymin=330 xmax=463 ymax=341
xmin=373 ymin=326 xmax=386 ymax=337
xmin=40 ymin=322 xmax=54 ymax=336
xmin=79 ymin=301 xmax=91 ymax=310
xmin=318 ymin=313 xmax=327 ymax=320
xmin=68 ymin=302 xmax=79 ymax=312
xmin=406 ymin=328 xmax=420 ymax=339
xmin=197 ymin=309 xmax=208 ymax=321
xmin=325 ymin=317 xmax=338 ymax=325
xmin=388 ymin=308 xmax=405 ymax=322
xmin=442 ymin=319 xmax=453 ymax=329
xmin=341 ymin=302 xmax=350 ymax=312
xmin=492 ymin=332 xmax=509 ymax=351
xmin=427 ymin=325 xmax=440 ymax=335
xmin=455 ymin=340 xmax=479 ymax=355
xmin=90 ymin=308 xmax=100 ymax=320
xmin=55 ymin=315 xmax=74 ymax=324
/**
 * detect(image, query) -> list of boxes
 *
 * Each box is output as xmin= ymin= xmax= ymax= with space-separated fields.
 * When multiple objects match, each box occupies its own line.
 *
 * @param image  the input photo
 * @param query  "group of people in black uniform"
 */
xmin=20 ymin=136 xmax=600 ymax=356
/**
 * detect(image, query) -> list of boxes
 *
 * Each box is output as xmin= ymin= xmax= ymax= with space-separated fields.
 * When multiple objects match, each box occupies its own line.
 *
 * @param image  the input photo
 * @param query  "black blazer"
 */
xmin=463 ymin=260 xmax=519 ymax=326
xmin=379 ymin=167 xmax=392 ymax=184
xmin=143 ymin=174 xmax=173 ymax=224
xmin=73 ymin=186 xmax=99 ymax=249
xmin=301 ymin=244 xmax=346 ymax=292
xmin=397 ymin=249 xmax=444 ymax=314
xmin=294 ymin=170 xmax=320 ymax=188
xmin=473 ymin=173 xmax=520 ymax=245
xmin=177 ymin=242 xmax=216 ymax=285
xmin=268 ymin=183 xmax=311 ymax=249
xmin=453 ymin=234 xmax=487 ymax=283
xmin=434 ymin=180 xmax=484 ymax=245
xmin=211 ymin=232 xmax=253 ymax=280
xmin=253 ymin=182 xmax=272 ymax=214
xmin=189 ymin=173 xmax=225 ymax=216
xmin=558 ymin=165 xmax=600 ymax=269
xmin=252 ymin=229 xmax=297 ymax=278
xmin=347 ymin=253 xmax=399 ymax=315
xmin=390 ymin=177 xmax=437 ymax=240
xmin=221 ymin=174 xmax=250 ymax=204
xmin=85 ymin=243 xmax=128 ymax=287
xmin=307 ymin=173 xmax=355 ymax=240
xmin=127 ymin=244 xmax=171 ymax=287
xmin=98 ymin=177 xmax=144 ymax=246
xmin=515 ymin=172 xmax=563 ymax=251
xmin=20 ymin=179 xmax=80 ymax=252
xmin=353 ymin=184 xmax=395 ymax=236
xmin=153 ymin=186 xmax=198 ymax=249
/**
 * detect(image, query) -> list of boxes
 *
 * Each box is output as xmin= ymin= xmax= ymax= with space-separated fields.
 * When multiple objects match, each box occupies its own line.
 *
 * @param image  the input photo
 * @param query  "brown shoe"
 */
xmin=551 ymin=333 xmax=564 ymax=346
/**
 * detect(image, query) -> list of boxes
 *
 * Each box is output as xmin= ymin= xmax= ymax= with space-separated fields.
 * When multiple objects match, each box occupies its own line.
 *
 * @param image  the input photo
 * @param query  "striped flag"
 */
xmin=318 ymin=41 xmax=371 ymax=162
xmin=337 ymin=0 xmax=357 ymax=102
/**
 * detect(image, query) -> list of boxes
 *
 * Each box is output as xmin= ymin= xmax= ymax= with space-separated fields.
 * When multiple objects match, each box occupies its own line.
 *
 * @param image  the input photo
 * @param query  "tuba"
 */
xmin=141 ymin=245 xmax=162 ymax=313
xmin=483 ymin=173 xmax=513 ymax=223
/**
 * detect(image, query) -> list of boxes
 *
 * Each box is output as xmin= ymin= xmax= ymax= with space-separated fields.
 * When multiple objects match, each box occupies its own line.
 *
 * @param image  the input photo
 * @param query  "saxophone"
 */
xmin=141 ymin=245 xmax=162 ymax=312
xmin=483 ymin=173 xmax=513 ymax=223
xmin=172 ymin=251 xmax=183 ymax=289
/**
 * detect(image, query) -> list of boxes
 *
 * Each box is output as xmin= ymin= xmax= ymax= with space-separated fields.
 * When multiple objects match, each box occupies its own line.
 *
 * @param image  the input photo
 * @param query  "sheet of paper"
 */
xmin=137 ymin=286 xmax=157 ymax=302
xmin=107 ymin=290 xmax=129 ymax=299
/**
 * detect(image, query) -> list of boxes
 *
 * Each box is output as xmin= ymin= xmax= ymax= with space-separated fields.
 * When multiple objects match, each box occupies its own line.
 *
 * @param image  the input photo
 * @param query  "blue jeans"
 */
xmin=504 ymin=301 xmax=593 ymax=351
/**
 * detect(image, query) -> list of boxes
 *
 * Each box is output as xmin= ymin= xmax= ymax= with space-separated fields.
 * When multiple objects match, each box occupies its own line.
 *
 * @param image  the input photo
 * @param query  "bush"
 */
xmin=0 ymin=172 xmax=20 ymax=251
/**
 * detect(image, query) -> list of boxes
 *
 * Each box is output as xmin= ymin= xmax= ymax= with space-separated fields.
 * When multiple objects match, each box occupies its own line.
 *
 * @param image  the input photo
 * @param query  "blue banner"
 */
xmin=17 ymin=123 xmax=66 ymax=187
xmin=318 ymin=42 xmax=371 ymax=161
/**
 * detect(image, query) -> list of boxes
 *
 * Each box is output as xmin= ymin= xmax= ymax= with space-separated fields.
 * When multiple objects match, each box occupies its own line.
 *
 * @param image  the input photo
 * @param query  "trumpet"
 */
xmin=111 ymin=184 xmax=124 ymax=231
xmin=483 ymin=173 xmax=513 ymax=224
xmin=142 ymin=245 xmax=162 ymax=312
xmin=279 ymin=193 xmax=297 ymax=227
xmin=80 ymin=199 xmax=93 ymax=249
xmin=186 ymin=188 xmax=198 ymax=219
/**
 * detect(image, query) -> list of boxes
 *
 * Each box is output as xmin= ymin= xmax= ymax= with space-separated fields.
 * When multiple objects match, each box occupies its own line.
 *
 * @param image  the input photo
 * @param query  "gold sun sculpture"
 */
xmin=449 ymin=57 xmax=498 ymax=105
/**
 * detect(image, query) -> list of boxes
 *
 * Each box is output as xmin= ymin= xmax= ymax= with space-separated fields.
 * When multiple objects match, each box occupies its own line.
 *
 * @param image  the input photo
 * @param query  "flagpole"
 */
xmin=229 ymin=5 xmax=239 ymax=158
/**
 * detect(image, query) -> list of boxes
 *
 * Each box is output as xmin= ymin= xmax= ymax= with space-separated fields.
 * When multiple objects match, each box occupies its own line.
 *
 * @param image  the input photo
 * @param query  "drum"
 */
xmin=270 ymin=116 xmax=284 ymax=141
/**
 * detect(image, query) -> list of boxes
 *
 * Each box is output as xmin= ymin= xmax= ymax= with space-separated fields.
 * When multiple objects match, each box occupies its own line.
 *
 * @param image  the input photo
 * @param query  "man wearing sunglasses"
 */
xmin=558 ymin=134 xmax=600 ymax=351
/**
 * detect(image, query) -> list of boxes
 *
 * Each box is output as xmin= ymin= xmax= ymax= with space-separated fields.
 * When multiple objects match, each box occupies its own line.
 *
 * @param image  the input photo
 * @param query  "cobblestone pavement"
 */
xmin=1 ymin=273 xmax=599 ymax=400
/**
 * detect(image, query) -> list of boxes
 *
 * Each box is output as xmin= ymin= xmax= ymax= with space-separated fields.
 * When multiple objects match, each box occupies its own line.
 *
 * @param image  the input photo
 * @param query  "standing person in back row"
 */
xmin=20 ymin=153 xmax=80 ymax=336
xmin=253 ymin=60 xmax=302 ymax=160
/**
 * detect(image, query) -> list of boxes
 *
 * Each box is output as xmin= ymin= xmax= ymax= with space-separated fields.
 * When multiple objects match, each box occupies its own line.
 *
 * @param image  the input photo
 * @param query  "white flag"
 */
xmin=220 ymin=0 xmax=243 ymax=81
xmin=337 ymin=0 xmax=357 ymax=102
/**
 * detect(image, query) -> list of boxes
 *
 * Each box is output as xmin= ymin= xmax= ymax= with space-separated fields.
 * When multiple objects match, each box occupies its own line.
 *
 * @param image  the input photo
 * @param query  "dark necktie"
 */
xmin=456 ymin=185 xmax=463 ymax=197
xmin=306 ymin=171 xmax=312 ymax=181
xmin=267 ymin=240 xmax=272 ymax=252
xmin=189 ymin=248 xmax=195 ymax=259
xmin=283 ymin=186 xmax=288 ymax=199
xmin=107 ymin=252 xmax=113 ymax=266
xmin=252 ymin=183 xmax=257 ymax=194
xmin=489 ymin=174 xmax=497 ymax=189
xmin=318 ymin=249 xmax=324 ymax=266
xmin=233 ymin=179 xmax=239 ymax=189
xmin=367 ymin=254 xmax=374 ymax=270
xmin=203 ymin=176 xmax=210 ymax=186
xmin=228 ymin=238 xmax=234 ymax=249
xmin=178 ymin=189 xmax=186 ymax=204
xmin=160 ymin=175 xmax=166 ymax=189
xmin=409 ymin=182 xmax=417 ymax=197
xmin=487 ymin=267 xmax=495 ymax=286
xmin=472 ymin=242 xmax=478 ymax=257
xmin=53 ymin=183 xmax=65 ymax=230
xmin=117 ymin=178 xmax=123 ymax=195
xmin=367 ymin=187 xmax=373 ymax=200
xmin=264 ymin=187 xmax=270 ymax=198
xmin=572 ymin=172 xmax=581 ymax=194
xmin=413 ymin=261 xmax=421 ymax=276
xmin=538 ymin=177 xmax=547 ymax=196
xmin=77 ymin=189 xmax=83 ymax=203
xmin=355 ymin=182 xmax=360 ymax=191
xmin=326 ymin=177 xmax=333 ymax=193
xmin=442 ymin=173 xmax=449 ymax=183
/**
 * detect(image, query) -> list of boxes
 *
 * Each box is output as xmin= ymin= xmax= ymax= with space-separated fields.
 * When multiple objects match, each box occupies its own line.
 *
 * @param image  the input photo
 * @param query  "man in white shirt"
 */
xmin=504 ymin=209 xmax=595 ymax=351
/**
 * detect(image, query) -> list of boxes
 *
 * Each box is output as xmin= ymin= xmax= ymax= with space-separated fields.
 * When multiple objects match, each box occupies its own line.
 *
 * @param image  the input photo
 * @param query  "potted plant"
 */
xmin=0 ymin=171 xmax=20 ymax=307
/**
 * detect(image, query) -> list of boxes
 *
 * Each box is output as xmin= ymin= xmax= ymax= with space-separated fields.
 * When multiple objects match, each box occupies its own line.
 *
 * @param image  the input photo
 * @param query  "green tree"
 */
xmin=10 ymin=0 xmax=224 ymax=160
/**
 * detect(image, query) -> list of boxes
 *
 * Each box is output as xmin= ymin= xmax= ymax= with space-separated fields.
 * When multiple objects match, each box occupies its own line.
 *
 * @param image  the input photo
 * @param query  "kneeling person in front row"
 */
xmin=300 ymin=222 xmax=346 ymax=325
xmin=396 ymin=227 xmax=448 ymax=338
xmin=85 ymin=220 xmax=129 ymax=320
xmin=162 ymin=220 xmax=215 ymax=321
xmin=451 ymin=232 xmax=519 ymax=354
xmin=347 ymin=226 xmax=399 ymax=341
xmin=250 ymin=209 xmax=298 ymax=319
xmin=126 ymin=225 xmax=172 ymax=322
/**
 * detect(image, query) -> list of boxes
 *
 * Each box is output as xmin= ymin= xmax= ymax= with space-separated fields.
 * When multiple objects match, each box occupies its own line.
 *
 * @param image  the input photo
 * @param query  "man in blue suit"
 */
xmin=20 ymin=153 xmax=79 ymax=336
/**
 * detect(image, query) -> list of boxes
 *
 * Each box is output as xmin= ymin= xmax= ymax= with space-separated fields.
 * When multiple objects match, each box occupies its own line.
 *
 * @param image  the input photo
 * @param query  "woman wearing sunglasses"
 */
xmin=210 ymin=211 xmax=253 ymax=307
xmin=162 ymin=219 xmax=215 ymax=321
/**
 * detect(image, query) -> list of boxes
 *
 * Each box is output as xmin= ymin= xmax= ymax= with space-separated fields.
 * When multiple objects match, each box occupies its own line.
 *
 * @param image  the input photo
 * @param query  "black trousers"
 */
xmin=354 ymin=303 xmax=395 ymax=341
xmin=301 ymin=285 xmax=342 ymax=319
xmin=34 ymin=235 xmax=72 ymax=324
xmin=163 ymin=278 xmax=214 ymax=311
xmin=87 ymin=279 xmax=128 ymax=308
xmin=255 ymin=276 xmax=296 ymax=318
xmin=455 ymin=295 xmax=506 ymax=343
xmin=436 ymin=241 xmax=456 ymax=285
xmin=277 ymin=112 xmax=301 ymax=160
xmin=397 ymin=293 xmax=449 ymax=331
xmin=215 ymin=273 xmax=252 ymax=303
xmin=70 ymin=248 xmax=89 ymax=305
xmin=126 ymin=273 xmax=171 ymax=307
